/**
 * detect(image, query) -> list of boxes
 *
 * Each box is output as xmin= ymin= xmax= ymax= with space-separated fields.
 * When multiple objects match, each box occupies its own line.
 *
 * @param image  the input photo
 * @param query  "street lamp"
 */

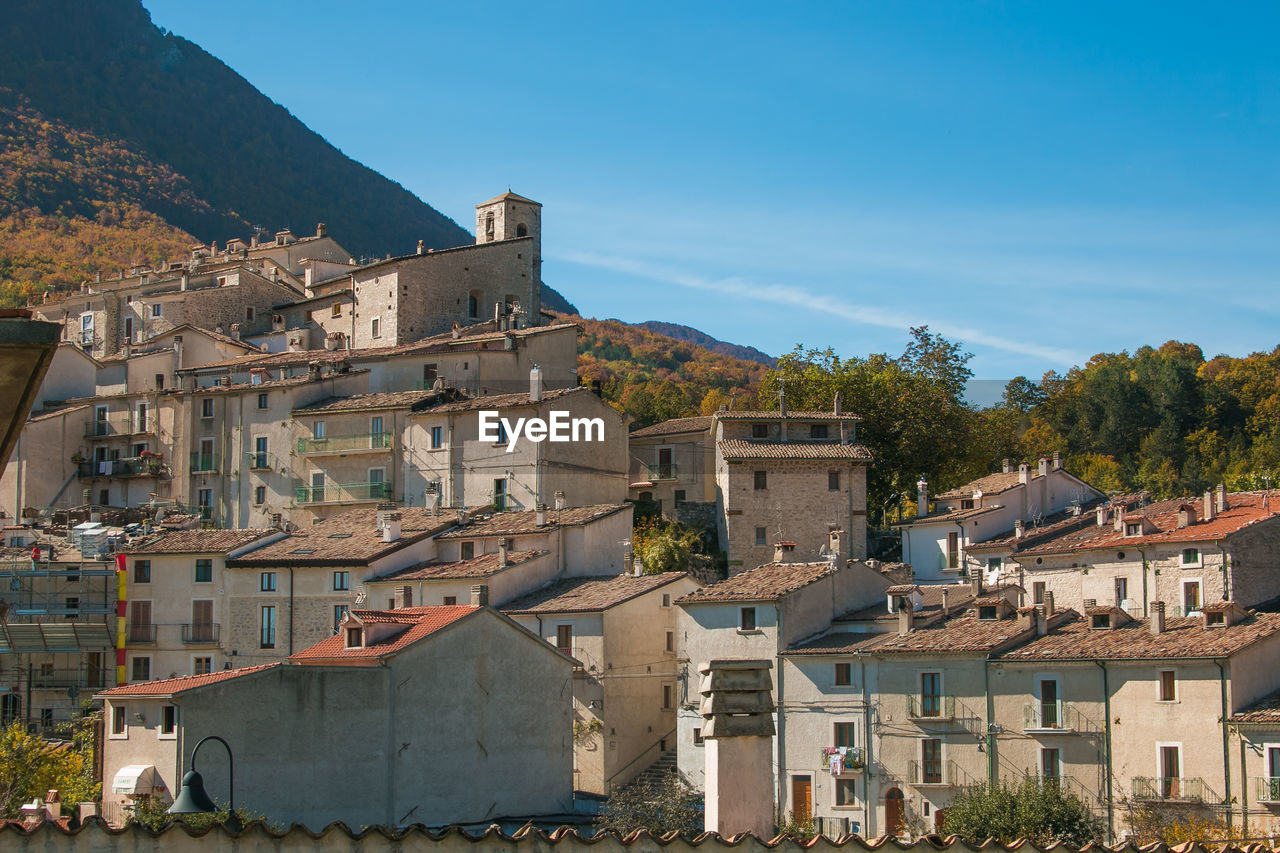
xmin=168 ymin=735 xmax=237 ymax=828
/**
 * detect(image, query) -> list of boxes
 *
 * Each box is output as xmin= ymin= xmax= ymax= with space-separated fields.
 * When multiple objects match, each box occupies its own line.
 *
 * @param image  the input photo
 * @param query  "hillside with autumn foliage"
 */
xmin=565 ymin=315 xmax=768 ymax=429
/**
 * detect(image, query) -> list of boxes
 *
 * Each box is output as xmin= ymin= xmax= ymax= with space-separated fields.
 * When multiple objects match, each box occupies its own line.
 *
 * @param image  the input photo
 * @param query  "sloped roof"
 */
xmin=477 ymin=191 xmax=541 ymax=207
xmin=501 ymin=572 xmax=689 ymax=615
xmin=289 ymin=606 xmax=479 ymax=660
xmin=714 ymin=410 xmax=862 ymax=421
xmin=786 ymin=611 xmax=1039 ymax=656
xmin=718 ymin=440 xmax=873 ymax=461
xmin=1231 ymin=689 xmax=1280 ymax=723
xmin=997 ymin=610 xmax=1280 ymax=661
xmin=935 ymin=470 xmax=1038 ymax=500
xmin=437 ymin=504 xmax=629 ymax=539
xmin=98 ymin=663 xmax=280 ymax=696
xmin=127 ymin=528 xmax=277 ymax=554
xmin=374 ymin=549 xmax=549 ymax=581
xmin=678 ymin=561 xmax=835 ymax=605
xmin=225 ymin=508 xmax=461 ymax=566
xmin=838 ymin=584 xmax=977 ymax=623
xmin=630 ymin=416 xmax=714 ymax=439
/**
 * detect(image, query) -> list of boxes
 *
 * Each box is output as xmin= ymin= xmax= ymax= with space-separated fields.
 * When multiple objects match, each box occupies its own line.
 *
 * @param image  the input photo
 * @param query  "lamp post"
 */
xmin=168 ymin=735 xmax=237 ymax=828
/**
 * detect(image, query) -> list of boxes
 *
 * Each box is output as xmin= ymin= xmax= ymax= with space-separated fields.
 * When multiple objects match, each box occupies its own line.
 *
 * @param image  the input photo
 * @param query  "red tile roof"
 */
xmin=629 ymin=416 xmax=714 ymax=438
xmin=678 ymin=561 xmax=836 ymax=604
xmin=1230 ymin=689 xmax=1280 ymax=723
xmin=935 ymin=470 xmax=1040 ymax=500
xmin=714 ymin=410 xmax=862 ymax=421
xmin=502 ymin=572 xmax=690 ymax=614
xmin=436 ymin=504 xmax=629 ymax=539
xmin=289 ymin=606 xmax=479 ymax=661
xmin=98 ymin=663 xmax=280 ymax=696
xmin=998 ymin=611 xmax=1280 ymax=661
xmin=717 ymin=440 xmax=873 ymax=461
xmin=788 ymin=611 xmax=1046 ymax=656
xmin=375 ymin=549 xmax=549 ymax=581
xmin=225 ymin=507 xmax=461 ymax=566
xmin=127 ymin=528 xmax=277 ymax=554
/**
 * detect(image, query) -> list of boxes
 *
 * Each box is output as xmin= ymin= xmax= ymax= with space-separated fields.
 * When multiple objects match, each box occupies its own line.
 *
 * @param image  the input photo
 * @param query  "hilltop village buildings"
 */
xmin=7 ymin=190 xmax=1280 ymax=839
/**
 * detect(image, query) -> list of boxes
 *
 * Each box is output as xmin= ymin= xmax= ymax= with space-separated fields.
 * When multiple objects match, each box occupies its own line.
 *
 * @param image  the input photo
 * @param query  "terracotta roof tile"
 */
xmin=1231 ymin=689 xmax=1280 ymax=723
xmin=895 ymin=505 xmax=1002 ymax=527
xmin=290 ymin=605 xmax=478 ymax=660
xmin=502 ymin=572 xmax=689 ymax=614
xmin=375 ymin=549 xmax=549 ymax=581
xmin=998 ymin=611 xmax=1280 ymax=661
xmin=98 ymin=663 xmax=280 ymax=696
xmin=437 ymin=504 xmax=629 ymax=539
xmin=629 ymin=416 xmax=714 ymax=438
xmin=293 ymin=389 xmax=452 ymax=413
xmin=714 ymin=410 xmax=862 ymax=421
xmin=788 ymin=611 xmax=1043 ymax=655
xmin=717 ymin=440 xmax=873 ymax=461
xmin=127 ymin=528 xmax=277 ymax=554
xmin=838 ymin=584 xmax=977 ymax=623
xmin=935 ymin=470 xmax=1039 ymax=500
xmin=225 ymin=507 xmax=462 ymax=566
xmin=678 ymin=561 xmax=835 ymax=604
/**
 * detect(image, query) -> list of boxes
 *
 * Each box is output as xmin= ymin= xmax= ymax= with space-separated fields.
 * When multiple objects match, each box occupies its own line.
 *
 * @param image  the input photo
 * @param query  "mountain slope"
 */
xmin=634 ymin=320 xmax=777 ymax=367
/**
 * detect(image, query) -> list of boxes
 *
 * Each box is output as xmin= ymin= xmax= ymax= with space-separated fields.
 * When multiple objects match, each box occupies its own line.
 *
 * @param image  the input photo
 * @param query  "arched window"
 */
xmin=485 ymin=213 xmax=495 ymax=242
xmin=468 ymin=290 xmax=481 ymax=319
xmin=516 ymin=222 xmax=528 ymax=238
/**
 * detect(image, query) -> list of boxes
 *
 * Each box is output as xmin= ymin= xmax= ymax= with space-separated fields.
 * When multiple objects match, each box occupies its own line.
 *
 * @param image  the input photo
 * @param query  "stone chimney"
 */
xmin=897 ymin=604 xmax=915 ymax=636
xmin=698 ymin=660 xmax=775 ymax=838
xmin=1084 ymin=598 xmax=1097 ymax=610
xmin=498 ymin=537 xmax=509 ymax=568
xmin=1014 ymin=519 xmax=1025 ymax=539
xmin=381 ymin=512 xmax=402 ymax=543
xmin=1203 ymin=490 xmax=1215 ymax=522
xmin=1113 ymin=508 xmax=1125 ymax=532
xmin=1096 ymin=505 xmax=1109 ymax=527
xmin=316 ymin=222 xmax=327 ymax=238
xmin=470 ymin=584 xmax=489 ymax=607
xmin=535 ymin=503 xmax=547 ymax=528
xmin=1002 ymin=458 xmax=1012 ymax=474
xmin=1177 ymin=504 xmax=1197 ymax=529
xmin=1043 ymin=591 xmax=1055 ymax=616
xmin=394 ymin=585 xmax=413 ymax=609
xmin=1150 ymin=601 xmax=1166 ymax=634
xmin=1038 ymin=456 xmax=1051 ymax=478
xmin=529 ymin=364 xmax=543 ymax=403
xmin=250 ymin=233 xmax=260 ymax=249
xmin=1019 ymin=462 xmax=1031 ymax=485
xmin=970 ymin=570 xmax=983 ymax=596
xmin=229 ymin=323 xmax=241 ymax=341
xmin=416 ymin=240 xmax=425 ymax=255
xmin=307 ymin=361 xmax=321 ymax=381
xmin=180 ymin=272 xmax=189 ymax=291
xmin=773 ymin=542 xmax=798 ymax=563
xmin=917 ymin=477 xmax=929 ymax=517
xmin=1035 ymin=604 xmax=1049 ymax=637
xmin=827 ymin=529 xmax=844 ymax=559
xmin=1217 ymin=484 xmax=1227 ymax=513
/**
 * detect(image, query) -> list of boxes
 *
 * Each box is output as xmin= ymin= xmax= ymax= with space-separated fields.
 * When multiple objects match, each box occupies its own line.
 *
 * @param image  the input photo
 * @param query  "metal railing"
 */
xmin=908 ymin=758 xmax=948 ymax=786
xmin=1254 ymin=777 xmax=1280 ymax=804
xmin=296 ymin=433 xmax=392 ymax=454
xmin=1132 ymin=776 xmax=1206 ymax=802
xmin=1024 ymin=701 xmax=1075 ymax=731
xmin=820 ymin=747 xmax=866 ymax=772
xmin=190 ymin=452 xmax=220 ymax=473
xmin=126 ymin=624 xmax=157 ymax=644
xmin=295 ymin=481 xmax=393 ymax=504
xmin=907 ymin=694 xmax=955 ymax=721
xmin=28 ymin=667 xmax=109 ymax=690
xmin=181 ymin=624 xmax=220 ymax=644
xmin=246 ymin=452 xmax=273 ymax=470
xmin=646 ymin=463 xmax=678 ymax=481
xmin=76 ymin=457 xmax=164 ymax=478
xmin=84 ymin=420 xmax=119 ymax=438
xmin=0 ymin=564 xmax=115 ymax=614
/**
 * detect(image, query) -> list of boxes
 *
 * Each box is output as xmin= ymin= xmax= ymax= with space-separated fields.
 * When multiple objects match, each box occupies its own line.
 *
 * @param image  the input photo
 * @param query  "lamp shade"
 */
xmin=168 ymin=769 xmax=217 ymax=815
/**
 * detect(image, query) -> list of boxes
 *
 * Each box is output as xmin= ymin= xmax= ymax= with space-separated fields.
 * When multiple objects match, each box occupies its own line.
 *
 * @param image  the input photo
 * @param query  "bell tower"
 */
xmin=475 ymin=191 xmax=542 ymax=324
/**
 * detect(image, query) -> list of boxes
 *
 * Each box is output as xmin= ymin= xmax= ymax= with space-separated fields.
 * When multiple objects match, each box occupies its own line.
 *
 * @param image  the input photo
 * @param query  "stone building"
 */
xmin=627 ymin=416 xmax=716 ymax=515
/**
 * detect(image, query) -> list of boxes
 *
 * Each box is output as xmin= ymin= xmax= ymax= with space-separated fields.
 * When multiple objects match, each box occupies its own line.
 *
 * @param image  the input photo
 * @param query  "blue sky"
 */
xmin=142 ymin=1 xmax=1280 ymax=382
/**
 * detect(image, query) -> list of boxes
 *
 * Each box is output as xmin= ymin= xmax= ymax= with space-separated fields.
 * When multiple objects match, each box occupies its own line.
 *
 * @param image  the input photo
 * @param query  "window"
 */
xmin=828 ymin=471 xmax=840 ymax=491
xmin=370 ymin=317 xmax=381 ymax=338
xmin=98 ymin=488 xmax=110 ymax=506
xmin=961 ymin=499 xmax=975 ymax=510
xmin=331 ymin=303 xmax=342 ymax=318
xmin=674 ymin=489 xmax=686 ymax=502
xmin=835 ymin=663 xmax=852 ymax=686
xmin=834 ymin=722 xmax=857 ymax=749
xmin=252 ymin=436 xmax=268 ymax=468
xmin=161 ymin=705 xmax=177 ymax=735
xmin=987 ymin=556 xmax=1002 ymax=572
xmin=191 ymin=600 xmax=214 ymax=642
xmin=371 ymin=416 xmax=384 ymax=437
xmin=1183 ymin=580 xmax=1202 ymax=614
xmin=254 ymin=485 xmax=266 ymax=504
xmin=193 ymin=657 xmax=212 ymax=675
xmin=133 ymin=560 xmax=151 ymax=583
xmin=36 ymin=708 xmax=51 ymax=727
xmin=333 ymin=604 xmax=349 ymax=632
xmin=154 ymin=372 xmax=164 ymax=390
xmin=485 ymin=212 xmax=495 ymax=240
xmin=751 ymin=423 xmax=768 ymax=439
xmin=246 ymin=307 xmax=255 ymax=321
xmin=468 ymin=290 xmax=481 ymax=318
xmin=946 ymin=532 xmax=960 ymax=569
xmin=1181 ymin=548 xmax=1201 ymax=566
xmin=755 ymin=526 xmax=767 ymax=546
xmin=423 ymin=363 xmax=438 ymax=383
xmin=810 ymin=424 xmax=829 ymax=439
xmin=111 ymin=705 xmax=126 ymax=735
xmin=920 ymin=672 xmax=942 ymax=717
xmin=1091 ymin=614 xmax=1110 ymax=629
xmin=556 ymin=625 xmax=573 ymax=655
xmin=1159 ymin=745 xmax=1182 ymax=798
xmin=64 ymin=596 xmax=79 ymax=617
xmin=313 ymin=421 xmax=326 ymax=438
xmin=661 ymin=594 xmax=671 ymax=608
xmin=131 ymin=657 xmax=150 ymax=682
xmin=260 ymin=606 xmax=276 ymax=648
xmin=1125 ymin=522 xmax=1142 ymax=536
xmin=151 ymin=304 xmax=162 ymax=317
xmin=921 ymin=738 xmax=943 ymax=784
xmin=1206 ymin=610 xmax=1225 ymax=626
xmin=1115 ymin=577 xmax=1129 ymax=605
xmin=256 ymin=571 xmax=273 ymax=592
xmin=665 ymin=631 xmax=675 ymax=653
xmin=740 ymin=607 xmax=757 ymax=631
xmin=443 ymin=596 xmax=457 ymax=606
xmin=493 ymin=478 xmax=507 ymax=511
xmin=1033 ymin=582 xmax=1045 ymax=605
xmin=835 ymin=778 xmax=858 ymax=806
xmin=194 ymin=559 xmax=212 ymax=583
xmin=257 ymin=393 xmax=268 ymax=409
xmin=333 ymin=571 xmax=350 ymax=591
xmin=662 ymin=684 xmax=674 ymax=710
xmin=201 ymin=398 xmax=214 ymax=418
xmin=1041 ymin=747 xmax=1061 ymax=779
xmin=80 ymin=313 xmax=94 ymax=344
xmin=1159 ymin=670 xmax=1176 ymax=702
xmin=1039 ymin=678 xmax=1060 ymax=728
xmin=460 ymin=542 xmax=475 ymax=560
xmin=430 ymin=426 xmax=443 ymax=449
xmin=346 ymin=627 xmax=362 ymax=648
xmin=752 ymin=470 xmax=769 ymax=490
xmin=693 ymin=728 xmax=704 ymax=745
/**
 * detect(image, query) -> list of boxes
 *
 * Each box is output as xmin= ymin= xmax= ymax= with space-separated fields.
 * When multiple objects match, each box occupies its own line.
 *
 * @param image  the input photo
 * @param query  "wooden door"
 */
xmin=791 ymin=775 xmax=812 ymax=824
xmin=934 ymin=808 xmax=948 ymax=834
xmin=884 ymin=787 xmax=906 ymax=835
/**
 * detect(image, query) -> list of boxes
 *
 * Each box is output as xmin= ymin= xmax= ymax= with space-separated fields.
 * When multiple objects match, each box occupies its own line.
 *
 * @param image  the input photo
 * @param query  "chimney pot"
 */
xmin=381 ymin=512 xmax=402 ymax=543
xmin=1217 ymin=484 xmax=1227 ymax=513
xmin=1150 ymin=601 xmax=1166 ymax=634
xmin=470 ymin=584 xmax=489 ymax=607
xmin=536 ymin=504 xmax=547 ymax=528
xmin=1019 ymin=462 xmax=1031 ymax=485
xmin=916 ymin=477 xmax=929 ymax=518
xmin=1014 ymin=519 xmax=1026 ymax=539
xmin=393 ymin=585 xmax=412 ymax=608
xmin=498 ymin=537 xmax=509 ymax=568
xmin=1204 ymin=491 xmax=1215 ymax=522
xmin=1052 ymin=451 xmax=1063 ymax=470
xmin=1043 ymin=591 xmax=1055 ymax=616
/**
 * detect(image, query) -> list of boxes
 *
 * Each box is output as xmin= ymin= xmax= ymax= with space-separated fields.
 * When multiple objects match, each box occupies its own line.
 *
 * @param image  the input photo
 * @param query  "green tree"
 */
xmin=595 ymin=770 xmax=704 ymax=836
xmin=125 ymin=794 xmax=278 ymax=832
xmin=0 ymin=719 xmax=99 ymax=818
xmin=940 ymin=778 xmax=1106 ymax=847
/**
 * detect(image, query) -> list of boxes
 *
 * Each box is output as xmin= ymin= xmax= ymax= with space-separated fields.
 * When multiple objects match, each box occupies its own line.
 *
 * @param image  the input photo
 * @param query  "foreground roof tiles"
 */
xmin=225 ymin=507 xmax=461 ymax=566
xmin=502 ymin=572 xmax=689 ymax=614
xmin=717 ymin=440 xmax=873 ymax=461
xmin=290 ymin=605 xmax=479 ymax=660
xmin=678 ymin=561 xmax=835 ymax=604
xmin=437 ymin=504 xmax=628 ymax=539
xmin=629 ymin=416 xmax=714 ymax=438
xmin=127 ymin=528 xmax=277 ymax=554
xmin=998 ymin=610 xmax=1280 ymax=661
xmin=788 ymin=611 xmax=1046 ymax=656
xmin=376 ymin=549 xmax=549 ymax=581
xmin=99 ymin=663 xmax=280 ymax=696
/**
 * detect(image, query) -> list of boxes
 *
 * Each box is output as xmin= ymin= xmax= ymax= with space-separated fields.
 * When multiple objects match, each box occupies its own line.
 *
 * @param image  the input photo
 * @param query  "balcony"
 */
xmin=646 ymin=463 xmax=678 ymax=481
xmin=1132 ymin=776 xmax=1206 ymax=803
xmin=190 ymin=452 xmax=220 ymax=473
xmin=907 ymin=694 xmax=955 ymax=722
xmin=1254 ymin=777 xmax=1280 ymax=804
xmin=820 ymin=747 xmax=865 ymax=773
xmin=295 ymin=481 xmax=393 ymax=505
xmin=84 ymin=420 xmax=120 ymax=439
xmin=126 ymin=624 xmax=157 ymax=644
xmin=296 ymin=433 xmax=392 ymax=455
xmin=1024 ymin=701 xmax=1076 ymax=733
xmin=181 ymin=623 xmax=220 ymax=645
xmin=76 ymin=457 xmax=165 ymax=479
xmin=908 ymin=758 xmax=963 ymax=787
xmin=247 ymin=451 xmax=274 ymax=471
xmin=29 ymin=667 xmax=109 ymax=691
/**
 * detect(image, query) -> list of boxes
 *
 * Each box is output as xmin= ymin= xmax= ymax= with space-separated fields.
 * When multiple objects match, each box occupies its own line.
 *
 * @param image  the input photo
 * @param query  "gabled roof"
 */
xmin=374 ymin=549 xmax=549 ymax=581
xmin=838 ymin=584 xmax=977 ymax=623
xmin=935 ymin=470 xmax=1040 ymax=500
xmin=629 ymin=416 xmax=714 ymax=439
xmin=477 ymin=191 xmax=541 ymax=207
xmin=894 ymin=504 xmax=1002 ymax=527
xmin=998 ymin=610 xmax=1280 ymax=661
xmin=1231 ymin=688 xmax=1280 ymax=723
xmin=718 ymin=440 xmax=873 ymax=461
xmin=225 ymin=508 xmax=461 ymax=567
xmin=714 ymin=410 xmax=861 ymax=421
xmin=501 ymin=572 xmax=689 ymax=615
xmin=127 ymin=528 xmax=277 ymax=555
xmin=436 ymin=504 xmax=629 ymax=539
xmin=785 ymin=609 xmax=1042 ymax=656
xmin=98 ymin=663 xmax=280 ymax=697
xmin=677 ymin=561 xmax=836 ymax=605
xmin=290 ymin=605 xmax=479 ymax=661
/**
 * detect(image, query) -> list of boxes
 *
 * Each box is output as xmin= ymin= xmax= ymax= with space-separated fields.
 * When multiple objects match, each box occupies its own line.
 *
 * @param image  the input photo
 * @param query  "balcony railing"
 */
xmin=1255 ymin=777 xmax=1280 ymax=804
xmin=28 ymin=668 xmax=109 ymax=691
xmin=295 ymin=481 xmax=393 ymax=504
xmin=180 ymin=623 xmax=220 ymax=644
xmin=296 ymin=433 xmax=393 ymax=454
xmin=820 ymin=747 xmax=866 ymax=772
xmin=126 ymin=624 xmax=157 ymax=644
xmin=1132 ymin=776 xmax=1206 ymax=802
xmin=84 ymin=420 xmax=119 ymax=438
xmin=190 ymin=452 xmax=220 ymax=473
xmin=646 ymin=463 xmax=678 ymax=481
xmin=1024 ymin=701 xmax=1076 ymax=732
xmin=907 ymin=694 xmax=955 ymax=722
xmin=76 ymin=457 xmax=165 ymax=479
xmin=247 ymin=452 xmax=273 ymax=470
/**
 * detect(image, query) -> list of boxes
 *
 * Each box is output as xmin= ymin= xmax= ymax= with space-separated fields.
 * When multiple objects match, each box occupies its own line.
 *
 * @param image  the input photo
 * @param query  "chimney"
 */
xmin=494 ymin=302 xmax=502 ymax=323
xmin=1217 ymin=484 xmax=1227 ymax=513
xmin=498 ymin=537 xmax=509 ymax=568
xmin=316 ymin=222 xmax=327 ymax=238
xmin=180 ymin=272 xmax=189 ymax=291
xmin=1204 ymin=490 xmax=1215 ymax=522
xmin=1052 ymin=451 xmax=1063 ymax=471
xmin=1150 ymin=601 xmax=1166 ymax=634
xmin=381 ymin=512 xmax=402 ymax=543
xmin=180 ymin=374 xmax=196 ymax=393
xmin=251 ymin=233 xmax=260 ymax=248
xmin=1084 ymin=598 xmax=1097 ymax=610
xmin=470 ymin=584 xmax=489 ymax=607
xmin=535 ymin=504 xmax=547 ymax=528
xmin=970 ymin=570 xmax=983 ymax=596
xmin=833 ymin=391 xmax=842 ymax=416
xmin=940 ymin=587 xmax=949 ymax=615
xmin=1038 ymin=456 xmax=1050 ymax=478
xmin=1095 ymin=505 xmax=1108 ymax=527
xmin=773 ymin=542 xmax=797 ymax=563
xmin=1035 ymin=604 xmax=1049 ymax=636
xmin=451 ymin=323 xmax=461 ymax=340
xmin=1177 ymin=504 xmax=1196 ymax=529
xmin=307 ymin=361 xmax=321 ymax=381
xmin=416 ymin=240 xmax=425 ymax=255
xmin=229 ymin=323 xmax=241 ymax=341
xmin=1113 ymin=508 xmax=1125 ymax=532
xmin=122 ymin=342 xmax=131 ymax=358
xmin=554 ymin=490 xmax=566 ymax=510
xmin=827 ymin=529 xmax=844 ymax=559
xmin=44 ymin=790 xmax=60 ymax=822
xmin=1043 ymin=591 xmax=1055 ymax=617
xmin=897 ymin=604 xmax=914 ymax=636
xmin=529 ymin=364 xmax=543 ymax=402
xmin=1014 ymin=519 xmax=1025 ymax=539
xmin=394 ymin=585 xmax=413 ymax=609
xmin=916 ymin=477 xmax=929 ymax=517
